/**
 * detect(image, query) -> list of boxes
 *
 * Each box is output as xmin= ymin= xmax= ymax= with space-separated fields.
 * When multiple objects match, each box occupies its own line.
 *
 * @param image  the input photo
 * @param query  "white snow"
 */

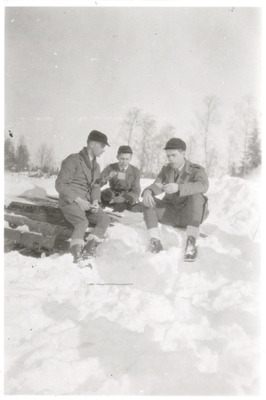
xmin=4 ymin=172 xmax=261 ymax=395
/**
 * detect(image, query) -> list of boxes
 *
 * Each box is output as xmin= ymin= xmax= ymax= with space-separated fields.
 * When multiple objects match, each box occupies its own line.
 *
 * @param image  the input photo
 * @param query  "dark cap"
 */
xmin=88 ymin=130 xmax=110 ymax=146
xmin=164 ymin=138 xmax=186 ymax=151
xmin=117 ymin=145 xmax=133 ymax=155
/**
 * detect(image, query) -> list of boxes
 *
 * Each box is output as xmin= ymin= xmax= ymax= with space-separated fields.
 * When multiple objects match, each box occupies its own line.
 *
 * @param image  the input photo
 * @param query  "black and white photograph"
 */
xmin=3 ymin=1 xmax=263 ymax=396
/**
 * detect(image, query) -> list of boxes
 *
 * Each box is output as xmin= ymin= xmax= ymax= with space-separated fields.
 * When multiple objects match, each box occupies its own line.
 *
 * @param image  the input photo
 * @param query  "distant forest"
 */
xmin=5 ymin=95 xmax=261 ymax=179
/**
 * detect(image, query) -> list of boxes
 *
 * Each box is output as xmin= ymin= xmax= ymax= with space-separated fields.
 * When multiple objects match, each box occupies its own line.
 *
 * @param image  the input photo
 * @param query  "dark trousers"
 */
xmin=101 ymin=188 xmax=142 ymax=213
xmin=143 ymin=194 xmax=208 ymax=230
xmin=61 ymin=202 xmax=110 ymax=241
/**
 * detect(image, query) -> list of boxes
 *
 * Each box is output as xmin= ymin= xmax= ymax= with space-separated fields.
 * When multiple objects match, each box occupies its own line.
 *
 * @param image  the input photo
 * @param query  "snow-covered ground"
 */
xmin=4 ymin=172 xmax=261 ymax=395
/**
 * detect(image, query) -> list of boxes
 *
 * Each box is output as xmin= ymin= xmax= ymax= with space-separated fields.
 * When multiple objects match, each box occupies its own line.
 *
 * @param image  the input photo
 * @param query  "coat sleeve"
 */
xmin=91 ymin=165 xmax=102 ymax=202
xmin=178 ymin=167 xmax=209 ymax=197
xmin=91 ymin=187 xmax=102 ymax=202
xmin=124 ymin=169 xmax=141 ymax=204
xmin=141 ymin=167 xmax=165 ymax=197
xmin=55 ymin=155 xmax=78 ymax=204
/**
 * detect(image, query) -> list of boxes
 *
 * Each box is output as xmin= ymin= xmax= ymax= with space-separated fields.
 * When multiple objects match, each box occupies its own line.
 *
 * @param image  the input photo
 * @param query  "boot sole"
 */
xmin=184 ymin=257 xmax=197 ymax=262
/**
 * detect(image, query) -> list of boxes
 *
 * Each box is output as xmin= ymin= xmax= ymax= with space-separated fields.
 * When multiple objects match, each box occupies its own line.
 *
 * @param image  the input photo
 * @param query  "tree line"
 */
xmin=5 ymin=94 xmax=261 ymax=179
xmin=4 ymin=136 xmax=59 ymax=176
xmin=120 ymin=95 xmax=261 ymax=178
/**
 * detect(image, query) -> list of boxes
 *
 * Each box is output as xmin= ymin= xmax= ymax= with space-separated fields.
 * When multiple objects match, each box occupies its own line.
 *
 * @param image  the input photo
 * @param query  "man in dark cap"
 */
xmin=142 ymin=137 xmax=209 ymax=262
xmin=100 ymin=145 xmax=141 ymax=212
xmin=55 ymin=130 xmax=110 ymax=265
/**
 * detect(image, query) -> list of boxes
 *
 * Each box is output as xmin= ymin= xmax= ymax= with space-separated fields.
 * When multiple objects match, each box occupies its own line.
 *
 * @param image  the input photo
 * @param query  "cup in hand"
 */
xmin=117 ymin=172 xmax=126 ymax=180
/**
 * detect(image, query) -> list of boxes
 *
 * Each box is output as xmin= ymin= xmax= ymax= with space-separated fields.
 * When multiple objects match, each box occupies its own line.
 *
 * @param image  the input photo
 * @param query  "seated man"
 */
xmin=55 ymin=130 xmax=110 ymax=265
xmin=100 ymin=145 xmax=142 ymax=213
xmin=142 ymin=138 xmax=209 ymax=262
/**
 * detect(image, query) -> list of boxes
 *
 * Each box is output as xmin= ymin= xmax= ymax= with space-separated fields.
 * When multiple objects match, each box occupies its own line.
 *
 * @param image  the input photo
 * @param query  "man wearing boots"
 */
xmin=142 ymin=138 xmax=209 ymax=262
xmin=100 ymin=145 xmax=142 ymax=213
xmin=55 ymin=130 xmax=110 ymax=264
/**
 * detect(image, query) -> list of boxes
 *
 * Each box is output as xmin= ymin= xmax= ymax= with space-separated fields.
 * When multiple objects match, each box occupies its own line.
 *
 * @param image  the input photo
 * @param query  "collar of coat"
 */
xmin=165 ymin=159 xmax=193 ymax=182
xmin=79 ymin=147 xmax=95 ymax=170
xmin=166 ymin=159 xmax=190 ymax=171
xmin=110 ymin=163 xmax=133 ymax=173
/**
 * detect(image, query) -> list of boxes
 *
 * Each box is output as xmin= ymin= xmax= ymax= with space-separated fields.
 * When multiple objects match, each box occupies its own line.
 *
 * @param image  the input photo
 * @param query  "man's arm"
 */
xmin=55 ymin=155 xmax=79 ymax=204
xmin=179 ymin=167 xmax=209 ymax=197
xmin=141 ymin=167 xmax=165 ymax=197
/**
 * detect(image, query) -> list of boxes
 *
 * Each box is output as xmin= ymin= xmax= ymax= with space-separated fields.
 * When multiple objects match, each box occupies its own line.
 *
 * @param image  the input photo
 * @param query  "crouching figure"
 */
xmin=100 ymin=145 xmax=142 ymax=213
xmin=142 ymin=138 xmax=209 ymax=262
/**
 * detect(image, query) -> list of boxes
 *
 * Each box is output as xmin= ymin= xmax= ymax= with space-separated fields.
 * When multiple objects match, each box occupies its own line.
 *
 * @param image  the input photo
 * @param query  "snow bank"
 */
xmin=4 ymin=225 xmax=260 ymax=395
xmin=5 ymin=172 xmax=260 ymax=241
xmin=206 ymin=175 xmax=260 ymax=241
xmin=4 ymin=172 xmax=261 ymax=395
xmin=4 ymin=172 xmax=58 ymax=205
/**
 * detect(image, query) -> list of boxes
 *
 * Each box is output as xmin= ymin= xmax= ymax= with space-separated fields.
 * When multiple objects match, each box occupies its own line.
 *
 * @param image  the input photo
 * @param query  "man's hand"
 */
xmin=163 ymin=183 xmax=179 ymax=194
xmin=90 ymin=200 xmax=99 ymax=213
xmin=109 ymin=171 xmax=118 ymax=179
xmin=142 ymin=190 xmax=155 ymax=208
xmin=74 ymin=197 xmax=91 ymax=212
xmin=111 ymin=196 xmax=126 ymax=204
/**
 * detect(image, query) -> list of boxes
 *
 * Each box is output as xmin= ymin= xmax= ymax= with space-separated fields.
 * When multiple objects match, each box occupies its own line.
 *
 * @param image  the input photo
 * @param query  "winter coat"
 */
xmin=143 ymin=159 xmax=209 ymax=206
xmin=55 ymin=147 xmax=101 ymax=208
xmin=101 ymin=163 xmax=141 ymax=204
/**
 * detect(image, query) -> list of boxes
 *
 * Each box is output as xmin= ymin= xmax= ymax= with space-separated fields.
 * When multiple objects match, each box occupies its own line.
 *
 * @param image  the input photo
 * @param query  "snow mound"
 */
xmin=206 ymin=175 xmax=260 ymax=240
xmin=4 ymin=172 xmax=260 ymax=395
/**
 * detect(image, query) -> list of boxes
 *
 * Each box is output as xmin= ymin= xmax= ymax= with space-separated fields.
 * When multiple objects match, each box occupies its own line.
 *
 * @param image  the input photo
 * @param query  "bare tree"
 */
xmin=227 ymin=131 xmax=238 ymax=175
xmin=35 ymin=143 xmax=56 ymax=175
xmin=16 ymin=135 xmax=30 ymax=172
xmin=5 ymin=137 xmax=16 ymax=171
xmin=239 ymin=117 xmax=261 ymax=176
xmin=186 ymin=133 xmax=197 ymax=161
xmin=120 ymin=108 xmax=142 ymax=146
xmin=136 ymin=114 xmax=157 ymax=176
xmin=229 ymin=96 xmax=257 ymax=176
xmin=153 ymin=124 xmax=177 ymax=171
xmin=191 ymin=95 xmax=220 ymax=175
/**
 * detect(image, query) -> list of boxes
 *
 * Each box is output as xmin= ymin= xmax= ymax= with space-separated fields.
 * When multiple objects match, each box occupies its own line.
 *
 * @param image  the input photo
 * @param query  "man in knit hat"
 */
xmin=55 ymin=130 xmax=110 ymax=265
xmin=142 ymin=138 xmax=209 ymax=262
xmin=100 ymin=145 xmax=142 ymax=213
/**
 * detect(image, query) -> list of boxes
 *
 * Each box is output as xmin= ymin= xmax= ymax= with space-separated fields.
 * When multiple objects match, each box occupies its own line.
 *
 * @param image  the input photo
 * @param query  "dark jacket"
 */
xmin=143 ymin=159 xmax=209 ymax=206
xmin=101 ymin=163 xmax=141 ymax=204
xmin=55 ymin=147 xmax=101 ymax=208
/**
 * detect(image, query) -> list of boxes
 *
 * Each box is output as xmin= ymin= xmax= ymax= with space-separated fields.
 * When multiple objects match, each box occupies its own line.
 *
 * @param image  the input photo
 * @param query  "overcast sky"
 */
xmin=5 ymin=7 xmax=261 ymax=166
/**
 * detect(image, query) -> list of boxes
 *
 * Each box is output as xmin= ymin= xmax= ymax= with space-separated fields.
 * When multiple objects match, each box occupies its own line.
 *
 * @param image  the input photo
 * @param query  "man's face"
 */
xmin=90 ymin=141 xmax=106 ymax=157
xmin=166 ymin=149 xmax=185 ymax=168
xmin=117 ymin=153 xmax=132 ymax=169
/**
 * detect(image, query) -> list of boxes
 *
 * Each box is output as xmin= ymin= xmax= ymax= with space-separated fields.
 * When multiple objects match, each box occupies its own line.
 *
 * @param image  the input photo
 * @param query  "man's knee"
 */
xmin=101 ymin=189 xmax=114 ymax=203
xmin=187 ymin=193 xmax=205 ymax=206
xmin=112 ymin=203 xmax=128 ymax=213
xmin=143 ymin=197 xmax=162 ymax=211
xmin=130 ymin=202 xmax=143 ymax=213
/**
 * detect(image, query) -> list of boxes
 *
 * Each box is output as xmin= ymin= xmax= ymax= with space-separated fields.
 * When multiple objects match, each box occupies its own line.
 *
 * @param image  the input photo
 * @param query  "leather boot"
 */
xmin=82 ymin=239 xmax=98 ymax=259
xmin=184 ymin=235 xmax=198 ymax=262
xmin=149 ymin=238 xmax=163 ymax=254
xmin=70 ymin=244 xmax=83 ymax=264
